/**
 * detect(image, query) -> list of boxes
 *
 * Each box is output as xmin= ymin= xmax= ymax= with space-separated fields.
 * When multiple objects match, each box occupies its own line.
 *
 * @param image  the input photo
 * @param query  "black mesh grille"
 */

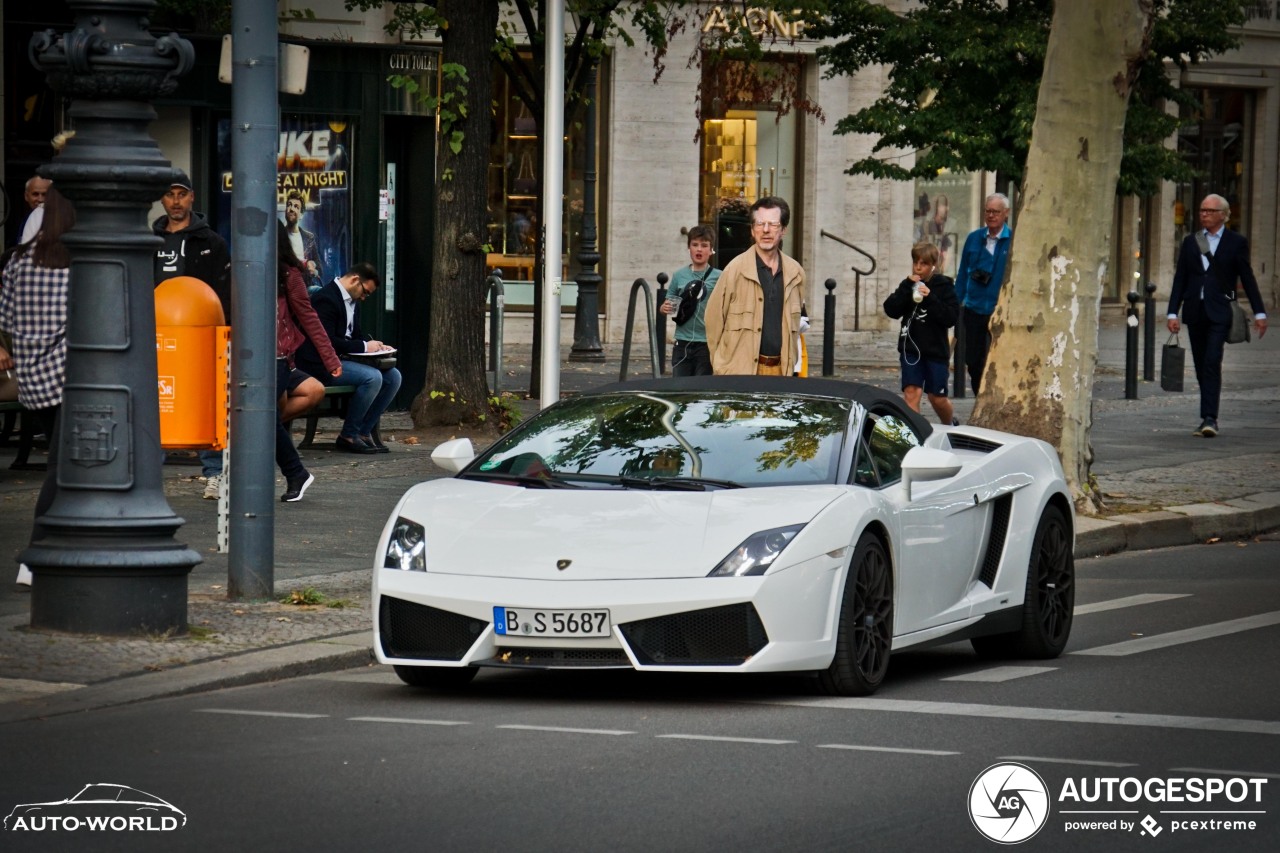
xmin=480 ymin=647 xmax=632 ymax=668
xmin=379 ymin=596 xmax=486 ymax=661
xmin=619 ymin=603 xmax=768 ymax=666
xmin=949 ymin=433 xmax=1002 ymax=454
xmin=978 ymin=495 xmax=1013 ymax=587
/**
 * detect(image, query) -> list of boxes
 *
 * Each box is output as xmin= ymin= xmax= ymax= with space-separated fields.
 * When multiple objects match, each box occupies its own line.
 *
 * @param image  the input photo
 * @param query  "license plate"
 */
xmin=493 ymin=607 xmax=611 ymax=638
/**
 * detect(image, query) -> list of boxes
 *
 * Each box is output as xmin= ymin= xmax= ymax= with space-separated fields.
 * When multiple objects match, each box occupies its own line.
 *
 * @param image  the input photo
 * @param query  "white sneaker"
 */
xmin=202 ymin=475 xmax=221 ymax=500
xmin=16 ymin=563 xmax=33 ymax=586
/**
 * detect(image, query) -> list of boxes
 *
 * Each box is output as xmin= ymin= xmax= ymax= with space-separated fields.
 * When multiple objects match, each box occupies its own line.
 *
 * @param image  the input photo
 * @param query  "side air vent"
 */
xmin=949 ymin=433 xmax=1003 ymax=454
xmin=978 ymin=495 xmax=1013 ymax=587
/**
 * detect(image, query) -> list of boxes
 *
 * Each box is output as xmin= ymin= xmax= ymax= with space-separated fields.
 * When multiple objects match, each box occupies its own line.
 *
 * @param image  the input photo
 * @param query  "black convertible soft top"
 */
xmin=585 ymin=375 xmax=934 ymax=439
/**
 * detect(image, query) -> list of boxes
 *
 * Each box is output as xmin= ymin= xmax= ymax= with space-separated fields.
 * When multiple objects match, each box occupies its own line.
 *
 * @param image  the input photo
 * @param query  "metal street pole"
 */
xmin=227 ymin=0 xmax=279 ymax=599
xmin=26 ymin=0 xmax=200 ymax=634
xmin=539 ymin=0 xmax=565 ymax=407
xmin=569 ymin=55 xmax=604 ymax=363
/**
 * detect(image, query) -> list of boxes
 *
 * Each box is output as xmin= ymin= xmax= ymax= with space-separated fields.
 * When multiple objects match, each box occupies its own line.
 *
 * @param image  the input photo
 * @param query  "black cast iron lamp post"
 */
xmin=568 ymin=24 xmax=603 ymax=363
xmin=26 ymin=0 xmax=200 ymax=634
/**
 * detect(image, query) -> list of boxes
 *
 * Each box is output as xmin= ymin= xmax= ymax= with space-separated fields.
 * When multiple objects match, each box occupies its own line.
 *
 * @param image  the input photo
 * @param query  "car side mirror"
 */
xmin=901 ymin=446 xmax=963 ymax=500
xmin=431 ymin=438 xmax=475 ymax=473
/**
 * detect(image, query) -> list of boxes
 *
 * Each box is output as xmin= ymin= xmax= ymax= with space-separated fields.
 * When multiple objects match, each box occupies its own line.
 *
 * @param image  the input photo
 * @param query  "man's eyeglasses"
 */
xmin=983 ymin=208 xmax=1006 ymax=215
xmin=356 ymin=280 xmax=374 ymax=298
xmin=1199 ymin=208 xmax=1225 ymax=214
xmin=752 ymin=221 xmax=784 ymax=232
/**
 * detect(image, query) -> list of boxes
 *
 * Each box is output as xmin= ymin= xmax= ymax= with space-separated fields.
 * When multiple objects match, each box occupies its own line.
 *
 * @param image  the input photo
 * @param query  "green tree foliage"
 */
xmin=803 ymin=0 xmax=1248 ymax=195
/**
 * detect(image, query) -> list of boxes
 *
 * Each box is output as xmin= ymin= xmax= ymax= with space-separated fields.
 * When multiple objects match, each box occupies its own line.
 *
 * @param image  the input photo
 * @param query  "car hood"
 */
xmin=392 ymin=478 xmax=846 ymax=580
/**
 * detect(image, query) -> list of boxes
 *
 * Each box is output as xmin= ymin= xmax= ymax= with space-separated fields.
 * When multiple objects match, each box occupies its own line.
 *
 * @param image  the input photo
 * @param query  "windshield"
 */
xmin=470 ymin=391 xmax=851 ymax=487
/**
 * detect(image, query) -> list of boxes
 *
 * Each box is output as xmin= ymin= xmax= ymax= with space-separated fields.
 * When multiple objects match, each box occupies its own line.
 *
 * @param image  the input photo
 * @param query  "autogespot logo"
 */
xmin=969 ymin=762 xmax=1051 ymax=844
xmin=4 ymin=783 xmax=186 ymax=833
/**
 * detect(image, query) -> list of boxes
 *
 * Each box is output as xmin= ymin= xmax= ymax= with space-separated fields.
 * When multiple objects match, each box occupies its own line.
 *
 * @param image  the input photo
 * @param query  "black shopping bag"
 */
xmin=1160 ymin=334 xmax=1184 ymax=392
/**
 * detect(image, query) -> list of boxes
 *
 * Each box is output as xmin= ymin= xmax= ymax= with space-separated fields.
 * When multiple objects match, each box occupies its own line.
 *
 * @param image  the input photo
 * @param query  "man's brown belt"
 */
xmin=756 ymin=354 xmax=782 ymax=366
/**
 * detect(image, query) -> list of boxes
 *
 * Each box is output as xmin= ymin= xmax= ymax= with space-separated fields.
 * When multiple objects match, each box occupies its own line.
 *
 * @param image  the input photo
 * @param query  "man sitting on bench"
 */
xmin=294 ymin=262 xmax=400 ymax=454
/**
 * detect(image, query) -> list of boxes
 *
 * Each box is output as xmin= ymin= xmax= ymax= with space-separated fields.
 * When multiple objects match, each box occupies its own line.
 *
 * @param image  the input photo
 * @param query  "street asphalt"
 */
xmin=0 ymin=307 xmax=1276 ymax=723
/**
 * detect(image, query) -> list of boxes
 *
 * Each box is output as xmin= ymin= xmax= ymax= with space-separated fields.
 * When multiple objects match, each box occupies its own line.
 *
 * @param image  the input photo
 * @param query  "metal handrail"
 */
xmin=486 ymin=273 xmax=505 ymax=396
xmin=820 ymin=229 xmax=877 ymax=331
xmin=619 ymin=277 xmax=661 ymax=381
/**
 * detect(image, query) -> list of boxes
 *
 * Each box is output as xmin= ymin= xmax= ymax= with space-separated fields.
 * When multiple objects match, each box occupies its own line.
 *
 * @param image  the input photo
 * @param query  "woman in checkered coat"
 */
xmin=0 ymin=186 xmax=75 ymax=569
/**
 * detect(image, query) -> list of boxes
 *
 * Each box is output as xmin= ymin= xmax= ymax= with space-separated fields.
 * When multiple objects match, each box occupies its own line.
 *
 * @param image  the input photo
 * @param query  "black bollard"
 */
xmin=823 ymin=278 xmax=837 ymax=377
xmin=655 ymin=272 xmax=669 ymax=375
xmin=1125 ymin=290 xmax=1140 ymax=400
xmin=953 ymin=307 xmax=966 ymax=399
xmin=1143 ymin=281 xmax=1157 ymax=382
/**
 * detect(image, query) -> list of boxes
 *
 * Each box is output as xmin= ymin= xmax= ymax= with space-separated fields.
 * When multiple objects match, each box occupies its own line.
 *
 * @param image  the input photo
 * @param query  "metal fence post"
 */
xmin=1125 ymin=290 xmax=1140 ymax=400
xmin=1143 ymin=281 xmax=1157 ymax=382
xmin=822 ymin=278 xmax=837 ymax=377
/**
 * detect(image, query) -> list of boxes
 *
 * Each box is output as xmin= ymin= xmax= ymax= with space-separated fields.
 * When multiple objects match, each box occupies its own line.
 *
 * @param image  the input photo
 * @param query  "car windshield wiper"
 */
xmin=617 ymin=475 xmax=743 ymax=491
xmin=458 ymin=471 xmax=578 ymax=489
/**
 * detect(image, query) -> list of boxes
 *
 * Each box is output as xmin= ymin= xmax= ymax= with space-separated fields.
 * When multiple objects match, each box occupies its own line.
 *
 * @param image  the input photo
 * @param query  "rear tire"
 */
xmin=393 ymin=664 xmax=478 ymax=689
xmin=818 ymin=533 xmax=893 ymax=696
xmin=971 ymin=504 xmax=1074 ymax=659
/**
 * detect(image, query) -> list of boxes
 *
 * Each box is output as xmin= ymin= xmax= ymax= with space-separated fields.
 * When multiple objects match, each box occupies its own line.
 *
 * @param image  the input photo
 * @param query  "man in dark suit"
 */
xmin=295 ymin=262 xmax=402 ymax=454
xmin=1166 ymin=194 xmax=1268 ymax=437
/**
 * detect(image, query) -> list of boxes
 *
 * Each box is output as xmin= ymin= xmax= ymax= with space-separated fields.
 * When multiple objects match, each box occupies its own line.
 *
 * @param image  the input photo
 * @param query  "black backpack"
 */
xmin=674 ymin=268 xmax=712 ymax=325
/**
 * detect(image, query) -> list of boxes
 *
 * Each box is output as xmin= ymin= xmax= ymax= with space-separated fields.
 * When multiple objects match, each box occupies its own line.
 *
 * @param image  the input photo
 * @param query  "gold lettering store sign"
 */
xmin=701 ymin=5 xmax=807 ymax=40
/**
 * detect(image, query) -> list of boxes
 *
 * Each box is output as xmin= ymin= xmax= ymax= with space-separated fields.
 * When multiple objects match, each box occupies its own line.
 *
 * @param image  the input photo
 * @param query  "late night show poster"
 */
xmin=216 ymin=116 xmax=352 ymax=288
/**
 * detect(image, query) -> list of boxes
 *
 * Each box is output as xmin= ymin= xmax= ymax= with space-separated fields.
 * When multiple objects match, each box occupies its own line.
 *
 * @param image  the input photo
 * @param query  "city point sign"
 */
xmin=702 ymin=5 xmax=808 ymax=40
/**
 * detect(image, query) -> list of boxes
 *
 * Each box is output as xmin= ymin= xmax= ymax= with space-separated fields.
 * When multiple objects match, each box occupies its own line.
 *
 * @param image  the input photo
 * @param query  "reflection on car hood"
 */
xmin=396 ymin=479 xmax=846 ymax=580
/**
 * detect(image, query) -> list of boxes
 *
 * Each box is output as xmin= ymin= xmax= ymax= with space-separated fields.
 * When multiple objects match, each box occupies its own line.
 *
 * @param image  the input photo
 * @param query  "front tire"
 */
xmin=393 ymin=664 xmax=478 ymax=689
xmin=818 ymin=532 xmax=893 ymax=696
xmin=972 ymin=504 xmax=1074 ymax=659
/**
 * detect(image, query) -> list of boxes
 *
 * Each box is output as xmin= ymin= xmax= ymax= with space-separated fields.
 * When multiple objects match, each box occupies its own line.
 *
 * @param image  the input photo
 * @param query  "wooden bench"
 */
xmin=0 ymin=400 xmax=45 ymax=470
xmin=294 ymin=384 xmax=383 ymax=449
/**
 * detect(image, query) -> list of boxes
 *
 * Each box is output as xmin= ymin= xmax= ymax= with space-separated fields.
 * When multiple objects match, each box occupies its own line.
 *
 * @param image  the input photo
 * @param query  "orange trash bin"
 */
xmin=155 ymin=276 xmax=230 ymax=449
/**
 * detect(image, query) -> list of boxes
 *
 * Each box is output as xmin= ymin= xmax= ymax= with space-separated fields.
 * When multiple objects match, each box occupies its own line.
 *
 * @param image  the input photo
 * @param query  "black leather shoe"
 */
xmin=1193 ymin=418 xmax=1218 ymax=438
xmin=335 ymin=435 xmax=378 ymax=454
xmin=363 ymin=434 xmax=390 ymax=453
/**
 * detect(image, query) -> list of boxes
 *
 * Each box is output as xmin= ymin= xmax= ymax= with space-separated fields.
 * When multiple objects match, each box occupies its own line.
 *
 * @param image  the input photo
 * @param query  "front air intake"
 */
xmin=379 ymin=597 xmax=486 ymax=661
xmin=620 ymin=603 xmax=768 ymax=666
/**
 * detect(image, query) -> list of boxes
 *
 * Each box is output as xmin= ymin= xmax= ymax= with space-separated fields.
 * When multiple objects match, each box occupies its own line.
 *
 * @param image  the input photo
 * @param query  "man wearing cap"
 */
xmin=154 ymin=171 xmax=231 ymax=318
xmin=153 ymin=171 xmax=232 ymax=497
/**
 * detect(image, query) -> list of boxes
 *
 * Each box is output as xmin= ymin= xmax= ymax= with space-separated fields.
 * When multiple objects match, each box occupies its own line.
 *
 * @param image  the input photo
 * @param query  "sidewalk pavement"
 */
xmin=1 ymin=309 xmax=1277 ymax=723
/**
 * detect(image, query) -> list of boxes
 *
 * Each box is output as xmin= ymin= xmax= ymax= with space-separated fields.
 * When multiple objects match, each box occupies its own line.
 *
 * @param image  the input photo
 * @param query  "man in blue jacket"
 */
xmin=954 ymin=193 xmax=1012 ymax=395
xmin=1166 ymin=194 xmax=1268 ymax=437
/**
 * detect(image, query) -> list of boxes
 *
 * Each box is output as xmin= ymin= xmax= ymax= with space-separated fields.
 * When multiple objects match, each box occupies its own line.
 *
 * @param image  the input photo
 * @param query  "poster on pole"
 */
xmin=216 ymin=116 xmax=353 ymax=290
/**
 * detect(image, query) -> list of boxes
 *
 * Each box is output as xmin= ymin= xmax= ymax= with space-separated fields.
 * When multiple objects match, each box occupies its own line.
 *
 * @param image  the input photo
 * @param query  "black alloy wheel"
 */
xmin=818 ymin=532 xmax=894 ymax=696
xmin=972 ymin=503 xmax=1074 ymax=659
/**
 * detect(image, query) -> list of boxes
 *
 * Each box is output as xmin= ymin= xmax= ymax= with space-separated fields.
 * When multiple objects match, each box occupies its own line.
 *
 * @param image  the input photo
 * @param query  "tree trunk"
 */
xmin=411 ymin=0 xmax=502 ymax=427
xmin=970 ymin=0 xmax=1154 ymax=515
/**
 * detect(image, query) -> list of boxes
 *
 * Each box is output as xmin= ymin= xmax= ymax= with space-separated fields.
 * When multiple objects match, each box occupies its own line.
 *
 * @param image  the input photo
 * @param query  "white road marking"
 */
xmin=349 ymin=717 xmax=470 ymax=726
xmin=1072 ymin=610 xmax=1280 ymax=656
xmin=749 ymin=697 xmax=1280 ymax=735
xmin=1073 ymin=593 xmax=1191 ymax=615
xmin=999 ymin=755 xmax=1136 ymax=767
xmin=195 ymin=709 xmax=327 ymax=719
xmin=1171 ymin=767 xmax=1280 ymax=780
xmin=942 ymin=666 xmax=1057 ymax=682
xmin=657 ymin=734 xmax=796 ymax=745
xmin=818 ymin=743 xmax=959 ymax=756
xmin=497 ymin=724 xmax=634 ymax=736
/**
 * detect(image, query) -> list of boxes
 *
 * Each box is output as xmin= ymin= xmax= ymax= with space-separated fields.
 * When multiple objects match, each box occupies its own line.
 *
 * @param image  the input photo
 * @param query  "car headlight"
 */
xmin=708 ymin=524 xmax=805 ymax=577
xmin=384 ymin=517 xmax=426 ymax=571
